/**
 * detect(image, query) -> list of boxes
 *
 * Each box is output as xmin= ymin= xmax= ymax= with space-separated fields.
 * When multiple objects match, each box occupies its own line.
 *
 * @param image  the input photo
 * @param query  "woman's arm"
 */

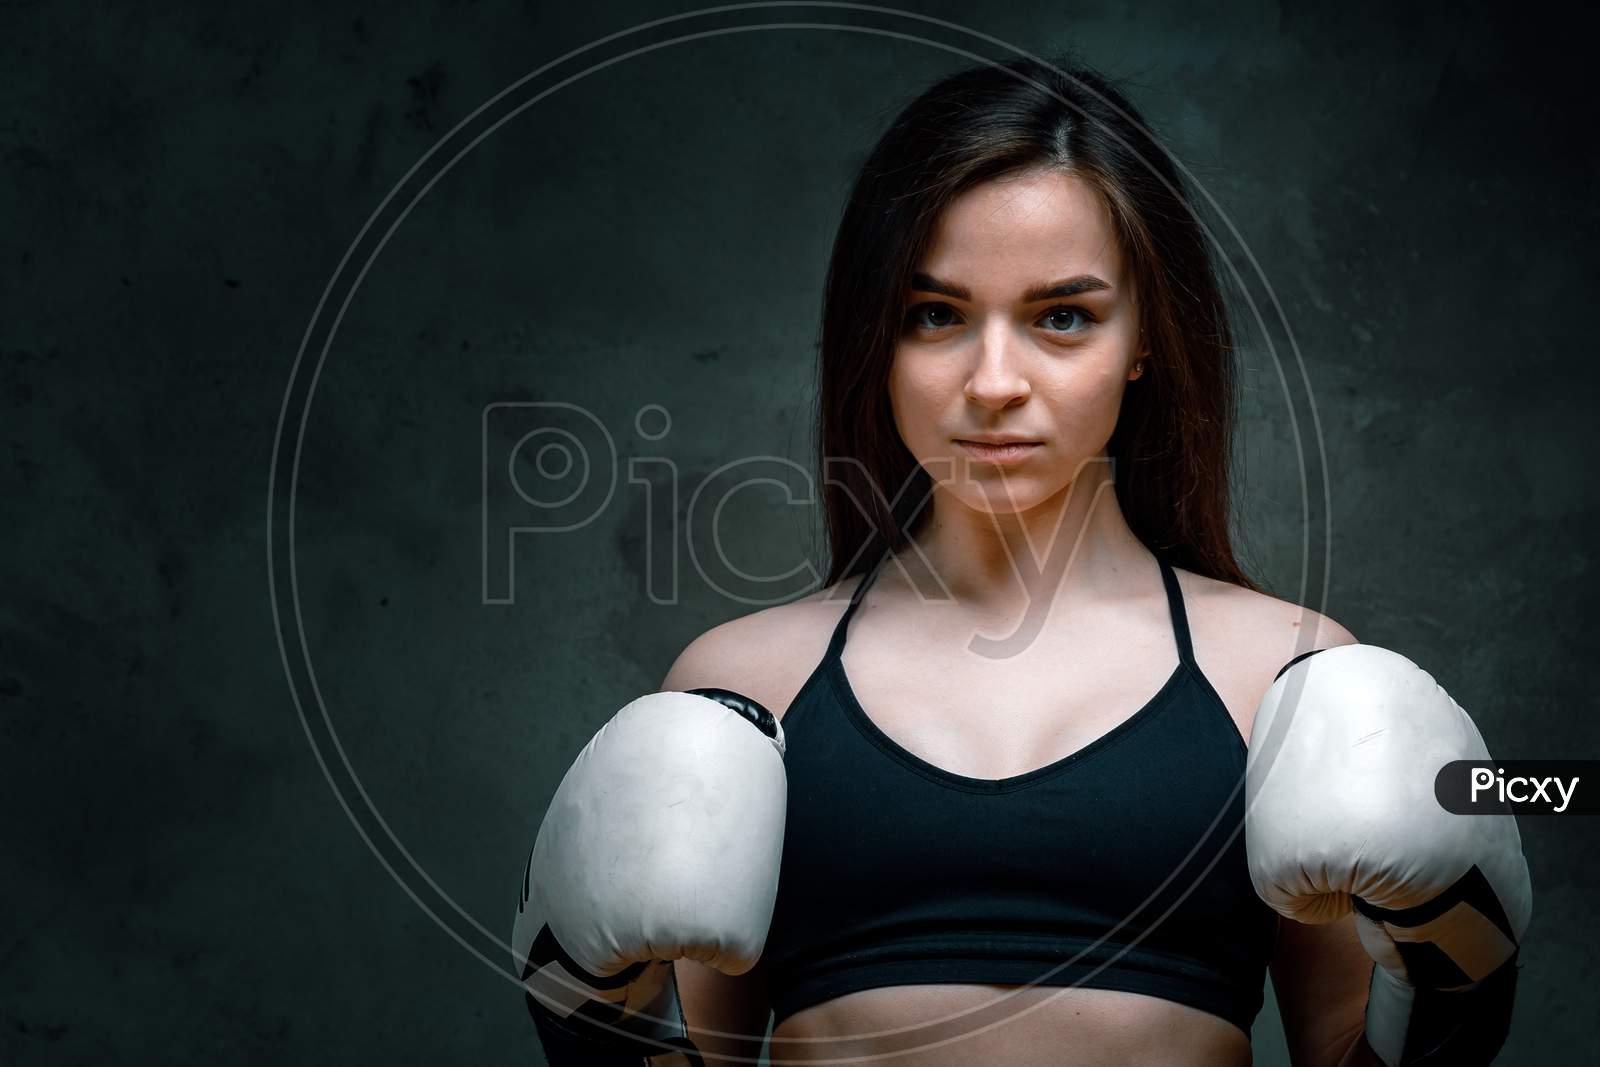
xmin=656 ymin=614 xmax=817 ymax=1065
xmin=673 ymin=958 xmax=772 ymax=1065
xmin=1257 ymin=607 xmax=1379 ymax=1066
xmin=1271 ymin=913 xmax=1384 ymax=1067
xmin=1255 ymin=633 xmax=1530 ymax=1067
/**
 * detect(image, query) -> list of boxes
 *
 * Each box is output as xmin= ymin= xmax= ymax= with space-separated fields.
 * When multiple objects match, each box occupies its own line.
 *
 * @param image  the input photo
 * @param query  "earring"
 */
xmin=1132 ymin=360 xmax=1145 ymax=380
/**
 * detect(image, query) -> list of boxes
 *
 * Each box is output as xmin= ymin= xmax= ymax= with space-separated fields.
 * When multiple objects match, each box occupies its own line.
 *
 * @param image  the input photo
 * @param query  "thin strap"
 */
xmin=828 ymin=552 xmax=1192 ymax=666
xmin=824 ymin=548 xmax=891 ymax=660
xmin=1157 ymin=556 xmax=1197 ymax=667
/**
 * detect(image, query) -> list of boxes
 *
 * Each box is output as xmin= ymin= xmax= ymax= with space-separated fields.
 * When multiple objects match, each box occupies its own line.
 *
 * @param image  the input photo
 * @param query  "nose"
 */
xmin=963 ymin=330 xmax=1031 ymax=411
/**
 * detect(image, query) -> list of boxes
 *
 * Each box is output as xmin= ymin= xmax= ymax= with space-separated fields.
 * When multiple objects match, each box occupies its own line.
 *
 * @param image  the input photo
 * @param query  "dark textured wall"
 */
xmin=4 ymin=1 xmax=1595 ymax=1063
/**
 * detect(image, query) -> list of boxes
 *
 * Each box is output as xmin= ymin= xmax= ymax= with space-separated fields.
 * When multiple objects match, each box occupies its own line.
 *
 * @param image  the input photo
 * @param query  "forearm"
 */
xmin=510 ymin=690 xmax=787 ymax=1067
xmin=1335 ymin=1031 xmax=1386 ymax=1067
xmin=1248 ymin=646 xmax=1531 ymax=1067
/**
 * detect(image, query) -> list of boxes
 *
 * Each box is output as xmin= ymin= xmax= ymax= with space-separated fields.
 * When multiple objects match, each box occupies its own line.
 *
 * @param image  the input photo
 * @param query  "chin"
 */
xmin=945 ymin=478 xmax=1059 ymax=517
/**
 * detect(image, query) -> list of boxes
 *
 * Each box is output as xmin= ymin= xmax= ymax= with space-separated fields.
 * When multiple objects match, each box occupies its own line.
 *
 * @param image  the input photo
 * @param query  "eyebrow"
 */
xmin=909 ymin=272 xmax=1114 ymax=303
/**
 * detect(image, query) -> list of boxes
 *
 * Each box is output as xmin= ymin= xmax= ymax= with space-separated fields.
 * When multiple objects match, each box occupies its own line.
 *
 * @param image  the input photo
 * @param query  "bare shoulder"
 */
xmin=1171 ymin=566 xmax=1359 ymax=744
xmin=659 ymin=571 xmax=869 ymax=722
xmin=664 ymin=572 xmax=870 ymax=1051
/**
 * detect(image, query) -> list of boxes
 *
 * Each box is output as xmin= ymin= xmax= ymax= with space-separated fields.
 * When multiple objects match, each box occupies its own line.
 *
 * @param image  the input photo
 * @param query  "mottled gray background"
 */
xmin=3 ymin=0 xmax=1596 ymax=1063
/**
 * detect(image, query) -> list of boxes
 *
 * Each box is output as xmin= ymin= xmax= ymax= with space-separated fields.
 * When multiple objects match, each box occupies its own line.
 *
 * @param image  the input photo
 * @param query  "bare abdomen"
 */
xmin=767 ymin=983 xmax=1252 ymax=1066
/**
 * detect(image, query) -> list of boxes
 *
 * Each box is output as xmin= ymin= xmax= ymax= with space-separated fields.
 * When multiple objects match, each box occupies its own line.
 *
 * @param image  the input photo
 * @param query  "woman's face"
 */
xmin=889 ymin=167 xmax=1145 ymax=517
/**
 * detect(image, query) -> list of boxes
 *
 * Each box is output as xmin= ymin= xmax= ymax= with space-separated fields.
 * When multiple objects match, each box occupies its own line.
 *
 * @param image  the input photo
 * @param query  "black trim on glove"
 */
xmin=523 ymin=963 xmax=708 ymax=1067
xmin=1351 ymin=866 xmax=1519 ymax=989
xmin=1380 ymin=950 xmax=1521 ymax=1066
xmin=685 ymin=687 xmax=778 ymax=740
xmin=529 ymin=1001 xmax=652 ymax=1067
xmin=1273 ymin=647 xmax=1329 ymax=682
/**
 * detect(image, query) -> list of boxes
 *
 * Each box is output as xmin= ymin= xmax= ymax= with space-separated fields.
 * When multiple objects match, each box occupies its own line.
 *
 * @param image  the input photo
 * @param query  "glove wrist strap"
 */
xmin=1364 ymin=950 xmax=1521 ymax=1066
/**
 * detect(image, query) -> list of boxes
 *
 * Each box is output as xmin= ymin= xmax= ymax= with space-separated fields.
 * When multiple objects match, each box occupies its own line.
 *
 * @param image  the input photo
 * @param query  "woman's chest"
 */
xmin=778 ymin=665 xmax=1251 ymax=914
xmin=835 ymin=634 xmax=1205 ymax=782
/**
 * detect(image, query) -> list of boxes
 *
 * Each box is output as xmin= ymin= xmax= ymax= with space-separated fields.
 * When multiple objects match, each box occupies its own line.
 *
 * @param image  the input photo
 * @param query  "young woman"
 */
xmin=661 ymin=55 xmax=1380 ymax=1065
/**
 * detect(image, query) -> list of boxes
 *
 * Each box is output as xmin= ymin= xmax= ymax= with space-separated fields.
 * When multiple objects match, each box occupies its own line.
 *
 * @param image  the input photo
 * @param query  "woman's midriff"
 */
xmin=766 ymin=983 xmax=1253 ymax=1066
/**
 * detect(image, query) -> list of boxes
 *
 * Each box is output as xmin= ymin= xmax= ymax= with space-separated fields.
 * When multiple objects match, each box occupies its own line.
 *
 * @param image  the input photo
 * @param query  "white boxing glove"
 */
xmin=1246 ymin=645 xmax=1531 ymax=1066
xmin=511 ymin=688 xmax=787 ymax=1066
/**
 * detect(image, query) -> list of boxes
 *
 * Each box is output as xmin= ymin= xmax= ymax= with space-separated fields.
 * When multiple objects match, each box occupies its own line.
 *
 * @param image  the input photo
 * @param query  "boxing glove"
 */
xmin=1245 ymin=645 xmax=1531 ymax=1066
xmin=511 ymin=688 xmax=787 ymax=1066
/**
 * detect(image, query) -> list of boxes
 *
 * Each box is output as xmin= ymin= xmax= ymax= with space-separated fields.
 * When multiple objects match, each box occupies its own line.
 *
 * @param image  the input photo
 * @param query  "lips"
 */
xmin=953 ymin=439 xmax=1042 ymax=464
xmin=953 ymin=438 xmax=1042 ymax=446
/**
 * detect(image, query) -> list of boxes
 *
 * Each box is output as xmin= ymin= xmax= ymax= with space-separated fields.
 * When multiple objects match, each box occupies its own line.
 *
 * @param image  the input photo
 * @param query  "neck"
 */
xmin=890 ymin=459 xmax=1152 ymax=616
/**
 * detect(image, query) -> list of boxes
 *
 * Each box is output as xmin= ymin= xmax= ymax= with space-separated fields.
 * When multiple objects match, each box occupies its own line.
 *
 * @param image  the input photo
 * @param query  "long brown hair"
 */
xmin=814 ymin=52 xmax=1259 ymax=592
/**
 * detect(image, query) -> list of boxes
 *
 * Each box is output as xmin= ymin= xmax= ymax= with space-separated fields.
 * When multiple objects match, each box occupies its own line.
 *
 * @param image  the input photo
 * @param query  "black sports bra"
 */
xmin=760 ymin=550 xmax=1279 ymax=1037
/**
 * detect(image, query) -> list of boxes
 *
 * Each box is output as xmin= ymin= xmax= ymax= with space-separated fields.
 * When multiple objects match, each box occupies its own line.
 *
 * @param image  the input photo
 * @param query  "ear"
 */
xmin=1128 ymin=345 xmax=1148 ymax=381
xmin=1128 ymin=328 xmax=1150 ymax=380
